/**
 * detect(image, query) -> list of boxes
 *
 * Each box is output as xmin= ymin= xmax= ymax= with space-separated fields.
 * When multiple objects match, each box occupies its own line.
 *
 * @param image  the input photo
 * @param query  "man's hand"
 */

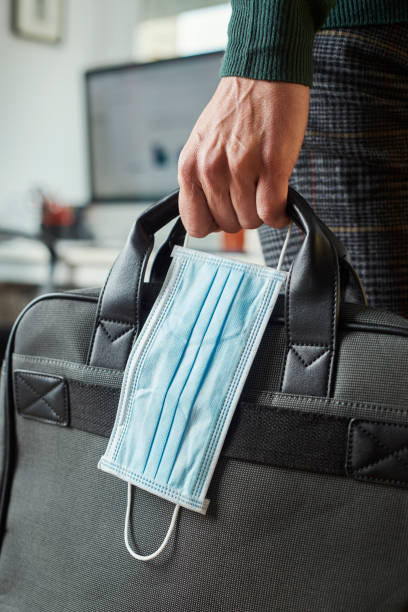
xmin=177 ymin=76 xmax=310 ymax=237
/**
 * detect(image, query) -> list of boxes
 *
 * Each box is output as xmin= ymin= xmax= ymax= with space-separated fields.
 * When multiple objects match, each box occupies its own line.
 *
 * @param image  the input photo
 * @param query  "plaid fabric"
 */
xmin=259 ymin=23 xmax=408 ymax=319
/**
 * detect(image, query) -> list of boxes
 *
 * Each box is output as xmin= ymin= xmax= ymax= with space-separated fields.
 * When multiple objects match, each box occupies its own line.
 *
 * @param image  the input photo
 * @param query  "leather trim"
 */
xmin=347 ymin=419 xmax=408 ymax=487
xmin=87 ymin=187 xmax=362 ymax=395
xmin=280 ymin=188 xmax=340 ymax=397
xmin=87 ymin=190 xmax=180 ymax=370
xmin=14 ymin=370 xmax=69 ymax=426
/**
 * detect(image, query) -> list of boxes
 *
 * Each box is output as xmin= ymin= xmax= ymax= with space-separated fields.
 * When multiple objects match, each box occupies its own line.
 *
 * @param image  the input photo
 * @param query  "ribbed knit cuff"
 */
xmin=220 ymin=0 xmax=335 ymax=87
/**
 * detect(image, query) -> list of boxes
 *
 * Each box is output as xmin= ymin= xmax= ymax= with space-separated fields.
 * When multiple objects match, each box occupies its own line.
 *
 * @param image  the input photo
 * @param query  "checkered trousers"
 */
xmin=259 ymin=23 xmax=408 ymax=318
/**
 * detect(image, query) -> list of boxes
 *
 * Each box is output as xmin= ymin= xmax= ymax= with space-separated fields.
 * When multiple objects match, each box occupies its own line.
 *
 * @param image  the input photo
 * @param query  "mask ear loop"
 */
xmin=124 ymin=221 xmax=290 ymax=561
xmin=276 ymin=221 xmax=293 ymax=272
xmin=183 ymin=232 xmax=190 ymax=249
xmin=183 ymin=223 xmax=292 ymax=271
xmin=124 ymin=483 xmax=180 ymax=561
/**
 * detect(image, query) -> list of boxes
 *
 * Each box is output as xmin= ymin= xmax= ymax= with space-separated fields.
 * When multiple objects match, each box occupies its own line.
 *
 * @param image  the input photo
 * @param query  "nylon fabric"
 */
xmin=334 ymin=331 xmax=408 ymax=405
xmin=69 ymin=380 xmax=120 ymax=437
xmin=340 ymin=303 xmax=408 ymax=329
xmin=242 ymin=322 xmax=286 ymax=394
xmin=9 ymin=305 xmax=408 ymax=438
xmin=2 ymin=287 xmax=408 ymax=609
xmin=2 ymin=416 xmax=408 ymax=611
xmin=242 ymin=391 xmax=408 ymax=427
xmin=12 ymin=354 xmax=123 ymax=388
xmin=13 ymin=298 xmax=97 ymax=364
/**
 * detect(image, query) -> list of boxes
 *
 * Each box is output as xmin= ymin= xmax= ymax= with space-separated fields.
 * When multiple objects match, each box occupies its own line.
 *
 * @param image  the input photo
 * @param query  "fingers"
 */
xmin=228 ymin=156 xmax=262 ymax=229
xmin=178 ymin=145 xmax=291 ymax=236
xmin=179 ymin=148 xmax=241 ymax=236
xmin=255 ymin=175 xmax=290 ymax=229
xmin=199 ymin=155 xmax=241 ymax=234
xmin=178 ymin=155 xmax=219 ymax=238
xmin=178 ymin=182 xmax=219 ymax=239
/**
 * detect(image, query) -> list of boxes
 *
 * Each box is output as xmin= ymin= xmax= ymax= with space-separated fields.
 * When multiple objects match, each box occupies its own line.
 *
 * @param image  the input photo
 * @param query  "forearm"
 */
xmin=220 ymin=0 xmax=336 ymax=86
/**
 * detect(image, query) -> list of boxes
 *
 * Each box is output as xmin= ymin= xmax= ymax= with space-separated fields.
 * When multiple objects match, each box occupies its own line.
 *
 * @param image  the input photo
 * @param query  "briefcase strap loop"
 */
xmin=87 ymin=187 xmax=365 ymax=398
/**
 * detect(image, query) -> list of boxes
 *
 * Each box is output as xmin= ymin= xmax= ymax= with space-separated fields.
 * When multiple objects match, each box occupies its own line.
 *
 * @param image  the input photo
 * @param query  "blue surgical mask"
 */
xmin=99 ymin=230 xmax=290 ymax=561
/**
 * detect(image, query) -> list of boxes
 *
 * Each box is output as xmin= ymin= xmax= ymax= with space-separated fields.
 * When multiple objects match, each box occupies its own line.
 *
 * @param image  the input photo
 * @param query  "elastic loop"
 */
xmin=183 ymin=232 xmax=190 ymax=249
xmin=124 ymin=483 xmax=180 ymax=561
xmin=183 ymin=223 xmax=291 ymax=271
xmin=276 ymin=221 xmax=293 ymax=272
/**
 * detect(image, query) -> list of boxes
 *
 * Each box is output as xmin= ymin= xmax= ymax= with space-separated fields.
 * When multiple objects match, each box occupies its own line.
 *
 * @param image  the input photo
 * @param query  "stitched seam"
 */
xmin=280 ymin=260 xmax=294 ymax=391
xmin=352 ymin=422 xmax=408 ymax=472
xmin=291 ymin=347 xmax=329 ymax=368
xmin=88 ymin=258 xmax=115 ymax=364
xmin=99 ymin=317 xmax=133 ymax=325
xmin=240 ymin=401 xmax=347 ymax=422
xmin=147 ymin=266 xmax=225 ymax=479
xmin=99 ymin=321 xmax=133 ymax=343
xmin=173 ymin=246 xmax=286 ymax=280
xmin=356 ymin=421 xmax=408 ymax=429
xmin=68 ymin=379 xmax=120 ymax=391
xmin=13 ymin=354 xmax=123 ymax=376
xmin=192 ymin=275 xmax=281 ymax=497
xmin=110 ymin=258 xmax=187 ymax=461
xmin=17 ymin=374 xmax=60 ymax=419
xmin=351 ymin=474 xmax=408 ymax=488
xmin=357 ymin=422 xmax=408 ymax=469
xmin=252 ymin=391 xmax=408 ymax=415
xmin=346 ymin=420 xmax=354 ymax=476
xmin=15 ymin=373 xmax=63 ymax=421
xmin=355 ymin=447 xmax=408 ymax=474
xmin=100 ymin=458 xmax=203 ymax=509
xmin=14 ymin=372 xmax=23 ymax=419
xmin=327 ymin=242 xmax=337 ymax=397
xmin=62 ymin=381 xmax=68 ymax=424
xmin=289 ymin=343 xmax=330 ymax=347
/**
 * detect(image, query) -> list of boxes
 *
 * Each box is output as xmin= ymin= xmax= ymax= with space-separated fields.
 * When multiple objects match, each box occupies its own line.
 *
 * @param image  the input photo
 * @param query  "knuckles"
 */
xmin=198 ymin=155 xmax=223 ymax=183
xmin=228 ymin=154 xmax=250 ymax=176
xmin=257 ymin=208 xmax=288 ymax=229
xmin=239 ymin=219 xmax=262 ymax=230
xmin=177 ymin=160 xmax=195 ymax=184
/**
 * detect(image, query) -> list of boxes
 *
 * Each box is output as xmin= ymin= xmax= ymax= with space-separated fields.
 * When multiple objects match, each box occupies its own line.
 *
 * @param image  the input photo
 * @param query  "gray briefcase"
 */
xmin=1 ymin=187 xmax=407 ymax=611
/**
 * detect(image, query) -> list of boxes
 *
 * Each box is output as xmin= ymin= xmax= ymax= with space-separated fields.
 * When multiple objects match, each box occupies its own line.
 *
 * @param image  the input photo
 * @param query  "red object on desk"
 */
xmin=221 ymin=229 xmax=245 ymax=252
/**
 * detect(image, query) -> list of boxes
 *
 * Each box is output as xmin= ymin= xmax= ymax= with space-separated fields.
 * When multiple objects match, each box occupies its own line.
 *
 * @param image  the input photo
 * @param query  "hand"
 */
xmin=177 ymin=76 xmax=310 ymax=237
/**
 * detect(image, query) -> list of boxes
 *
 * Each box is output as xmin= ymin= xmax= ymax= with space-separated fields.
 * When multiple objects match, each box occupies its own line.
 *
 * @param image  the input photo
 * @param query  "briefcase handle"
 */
xmin=87 ymin=187 xmax=365 ymax=397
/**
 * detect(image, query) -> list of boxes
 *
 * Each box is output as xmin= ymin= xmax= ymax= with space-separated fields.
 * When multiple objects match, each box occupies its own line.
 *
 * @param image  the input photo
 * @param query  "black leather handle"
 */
xmin=87 ymin=189 xmax=180 ymax=369
xmin=149 ymin=193 xmax=366 ymax=303
xmin=281 ymin=188 xmax=340 ymax=396
xmin=87 ymin=187 xmax=364 ymax=398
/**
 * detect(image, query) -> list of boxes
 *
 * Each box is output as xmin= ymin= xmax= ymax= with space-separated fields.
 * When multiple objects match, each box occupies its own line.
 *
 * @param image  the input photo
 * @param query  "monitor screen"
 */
xmin=86 ymin=52 xmax=224 ymax=202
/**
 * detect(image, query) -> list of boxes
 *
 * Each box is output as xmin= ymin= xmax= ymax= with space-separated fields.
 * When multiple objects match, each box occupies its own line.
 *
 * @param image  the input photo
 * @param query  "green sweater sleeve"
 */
xmin=220 ymin=0 xmax=336 ymax=87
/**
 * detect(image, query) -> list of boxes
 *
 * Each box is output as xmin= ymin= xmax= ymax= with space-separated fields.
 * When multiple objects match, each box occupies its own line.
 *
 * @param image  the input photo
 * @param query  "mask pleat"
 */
xmin=162 ymin=270 xmax=245 ymax=484
xmin=149 ymin=268 xmax=235 ymax=479
xmin=116 ymin=262 xmax=219 ymax=473
xmin=142 ymin=265 xmax=234 ymax=479
xmin=139 ymin=266 xmax=220 ymax=475
xmin=99 ymin=245 xmax=286 ymax=523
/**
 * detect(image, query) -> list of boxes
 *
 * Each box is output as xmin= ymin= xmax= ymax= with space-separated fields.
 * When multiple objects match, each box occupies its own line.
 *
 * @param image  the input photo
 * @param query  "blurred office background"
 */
xmin=0 ymin=0 xmax=262 ymax=355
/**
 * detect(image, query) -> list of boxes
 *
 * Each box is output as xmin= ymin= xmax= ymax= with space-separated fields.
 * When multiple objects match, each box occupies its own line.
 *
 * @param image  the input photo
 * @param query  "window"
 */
xmin=135 ymin=3 xmax=231 ymax=61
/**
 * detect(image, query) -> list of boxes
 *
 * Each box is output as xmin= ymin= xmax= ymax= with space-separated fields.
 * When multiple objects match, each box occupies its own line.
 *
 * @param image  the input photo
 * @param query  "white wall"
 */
xmin=0 ymin=0 xmax=137 ymax=230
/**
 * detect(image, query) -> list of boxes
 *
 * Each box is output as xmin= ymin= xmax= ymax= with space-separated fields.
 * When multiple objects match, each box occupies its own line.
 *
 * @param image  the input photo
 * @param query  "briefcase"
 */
xmin=1 ymin=187 xmax=407 ymax=611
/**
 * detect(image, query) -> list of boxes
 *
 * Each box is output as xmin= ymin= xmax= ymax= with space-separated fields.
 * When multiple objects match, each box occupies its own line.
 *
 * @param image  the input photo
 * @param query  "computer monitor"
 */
xmin=85 ymin=51 xmax=224 ymax=202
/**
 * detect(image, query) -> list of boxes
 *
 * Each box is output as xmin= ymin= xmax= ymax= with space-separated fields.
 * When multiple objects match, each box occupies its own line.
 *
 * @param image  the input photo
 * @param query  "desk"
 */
xmin=0 ymin=231 xmax=264 ymax=291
